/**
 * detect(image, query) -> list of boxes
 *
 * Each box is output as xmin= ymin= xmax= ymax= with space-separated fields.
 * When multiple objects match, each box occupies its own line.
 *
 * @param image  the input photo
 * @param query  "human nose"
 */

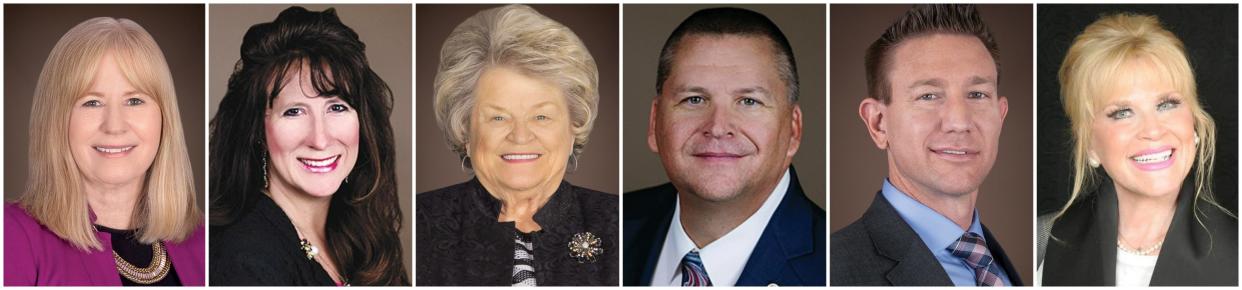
xmin=1136 ymin=113 xmax=1168 ymax=141
xmin=101 ymin=103 xmax=127 ymax=135
xmin=307 ymin=114 xmax=330 ymax=150
xmin=700 ymin=105 xmax=736 ymax=138
xmin=940 ymin=95 xmax=973 ymax=133
xmin=506 ymin=119 xmax=535 ymax=144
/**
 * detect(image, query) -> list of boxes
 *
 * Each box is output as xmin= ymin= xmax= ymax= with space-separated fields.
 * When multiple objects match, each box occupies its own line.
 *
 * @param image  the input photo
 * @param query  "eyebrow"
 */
xmin=478 ymin=101 xmax=558 ymax=112
xmin=673 ymin=86 xmax=771 ymax=96
xmin=83 ymin=90 xmax=142 ymax=97
xmin=969 ymin=76 xmax=996 ymax=86
xmin=907 ymin=78 xmax=946 ymax=89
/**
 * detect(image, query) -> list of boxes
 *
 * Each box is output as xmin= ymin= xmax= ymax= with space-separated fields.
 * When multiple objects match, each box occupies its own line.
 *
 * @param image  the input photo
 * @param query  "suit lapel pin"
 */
xmin=568 ymin=232 xmax=603 ymax=263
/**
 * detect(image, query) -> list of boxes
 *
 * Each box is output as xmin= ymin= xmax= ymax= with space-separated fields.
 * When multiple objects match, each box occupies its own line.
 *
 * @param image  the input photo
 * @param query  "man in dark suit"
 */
xmin=623 ymin=7 xmax=825 ymax=286
xmin=832 ymin=4 xmax=1023 ymax=286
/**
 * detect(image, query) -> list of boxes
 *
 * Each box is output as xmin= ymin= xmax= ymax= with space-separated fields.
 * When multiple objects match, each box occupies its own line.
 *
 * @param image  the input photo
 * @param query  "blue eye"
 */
xmin=1107 ymin=108 xmax=1133 ymax=120
xmin=683 ymin=96 xmax=705 ymax=105
xmin=1157 ymin=99 xmax=1181 ymax=111
xmin=329 ymin=104 xmax=350 ymax=113
xmin=917 ymin=94 xmax=938 ymax=101
xmin=739 ymin=98 xmax=761 ymax=106
xmin=125 ymin=98 xmax=145 ymax=106
xmin=282 ymin=108 xmax=305 ymax=117
xmin=82 ymin=100 xmax=102 ymax=107
xmin=491 ymin=115 xmax=505 ymax=122
xmin=968 ymin=92 xmax=989 ymax=99
xmin=535 ymin=115 xmax=549 ymax=121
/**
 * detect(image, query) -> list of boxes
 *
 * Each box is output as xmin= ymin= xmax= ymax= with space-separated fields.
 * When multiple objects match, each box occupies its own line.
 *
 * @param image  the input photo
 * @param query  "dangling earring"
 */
xmin=262 ymin=153 xmax=270 ymax=189
xmin=568 ymin=153 xmax=579 ymax=173
xmin=460 ymin=155 xmax=471 ymax=173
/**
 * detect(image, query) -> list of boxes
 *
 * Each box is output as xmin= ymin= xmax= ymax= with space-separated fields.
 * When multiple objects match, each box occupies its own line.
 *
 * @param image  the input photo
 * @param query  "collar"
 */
xmin=881 ymin=179 xmax=984 ymax=253
xmin=650 ymin=169 xmax=790 ymax=286
xmin=464 ymin=177 xmax=581 ymax=233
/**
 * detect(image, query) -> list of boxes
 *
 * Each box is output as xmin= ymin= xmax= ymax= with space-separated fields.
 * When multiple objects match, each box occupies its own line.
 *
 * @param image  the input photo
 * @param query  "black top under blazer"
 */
xmin=830 ymin=191 xmax=1025 ymax=286
xmin=1042 ymin=177 xmax=1238 ymax=286
xmin=416 ymin=178 xmax=618 ymax=286
xmin=209 ymin=194 xmax=336 ymax=286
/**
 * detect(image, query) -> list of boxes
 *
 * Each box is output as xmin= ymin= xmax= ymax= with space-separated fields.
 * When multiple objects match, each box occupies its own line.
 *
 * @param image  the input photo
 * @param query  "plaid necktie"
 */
xmin=679 ymin=250 xmax=713 ymax=286
xmin=947 ymin=232 xmax=1006 ymax=286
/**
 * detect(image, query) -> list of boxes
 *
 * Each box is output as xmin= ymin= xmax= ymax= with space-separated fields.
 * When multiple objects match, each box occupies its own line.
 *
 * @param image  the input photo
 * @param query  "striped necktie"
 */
xmin=679 ymin=250 xmax=712 ymax=286
xmin=947 ymin=232 xmax=1006 ymax=286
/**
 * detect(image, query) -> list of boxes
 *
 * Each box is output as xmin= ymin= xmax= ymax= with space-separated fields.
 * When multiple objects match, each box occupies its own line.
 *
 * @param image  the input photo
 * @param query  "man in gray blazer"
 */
xmin=831 ymin=4 xmax=1023 ymax=286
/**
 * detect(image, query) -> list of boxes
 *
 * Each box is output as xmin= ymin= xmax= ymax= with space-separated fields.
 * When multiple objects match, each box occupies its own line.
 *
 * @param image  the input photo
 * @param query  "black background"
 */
xmin=1037 ymin=4 xmax=1238 ymax=215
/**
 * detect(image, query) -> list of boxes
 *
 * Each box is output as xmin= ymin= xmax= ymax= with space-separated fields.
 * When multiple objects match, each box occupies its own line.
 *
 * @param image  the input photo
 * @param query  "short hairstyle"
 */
xmin=434 ymin=4 xmax=599 ymax=161
xmin=1057 ymin=13 xmax=1223 ymax=219
xmin=656 ymin=7 xmax=799 ymax=103
xmin=865 ymin=4 xmax=1000 ymax=103
xmin=209 ymin=7 xmax=408 ymax=285
xmin=20 ymin=17 xmax=199 ymax=251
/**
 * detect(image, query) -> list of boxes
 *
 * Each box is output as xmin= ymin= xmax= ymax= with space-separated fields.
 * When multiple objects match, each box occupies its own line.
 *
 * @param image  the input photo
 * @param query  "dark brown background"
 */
xmin=415 ymin=4 xmax=620 ymax=195
xmin=4 ymin=4 xmax=205 ymax=209
xmin=622 ymin=4 xmax=827 ymax=208
xmin=208 ymin=4 xmax=412 ymax=276
xmin=829 ymin=4 xmax=1034 ymax=281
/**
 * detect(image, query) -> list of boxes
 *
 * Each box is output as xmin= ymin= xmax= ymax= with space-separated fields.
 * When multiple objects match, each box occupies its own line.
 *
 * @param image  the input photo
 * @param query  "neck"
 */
xmin=679 ymin=173 xmax=781 ymax=249
xmin=267 ymin=181 xmax=331 ymax=241
xmin=1115 ymin=183 xmax=1177 ymax=248
xmin=84 ymin=179 xmax=144 ymax=229
xmin=478 ymin=175 xmax=562 ymax=233
xmin=889 ymin=174 xmax=978 ymax=230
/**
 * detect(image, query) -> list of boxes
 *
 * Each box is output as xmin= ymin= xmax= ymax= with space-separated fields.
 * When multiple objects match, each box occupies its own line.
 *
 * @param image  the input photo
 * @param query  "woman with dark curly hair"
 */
xmin=208 ymin=6 xmax=407 ymax=286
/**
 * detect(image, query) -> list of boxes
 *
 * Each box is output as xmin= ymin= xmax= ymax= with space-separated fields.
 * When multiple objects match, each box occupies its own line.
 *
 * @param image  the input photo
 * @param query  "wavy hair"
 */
xmin=209 ymin=6 xmax=408 ymax=285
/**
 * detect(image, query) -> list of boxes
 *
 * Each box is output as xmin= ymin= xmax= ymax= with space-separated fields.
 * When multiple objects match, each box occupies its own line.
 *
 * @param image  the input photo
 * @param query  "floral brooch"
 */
xmin=568 ymin=232 xmax=603 ymax=263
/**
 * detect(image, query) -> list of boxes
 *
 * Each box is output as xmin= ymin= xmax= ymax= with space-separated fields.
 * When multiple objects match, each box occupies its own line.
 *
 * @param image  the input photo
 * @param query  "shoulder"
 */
xmin=569 ymin=184 xmax=617 ymax=220
xmin=622 ymin=183 xmax=677 ymax=222
xmin=4 ymin=203 xmax=59 ymax=247
xmin=416 ymin=181 xmax=476 ymax=217
xmin=1196 ymin=199 xmax=1238 ymax=242
xmin=208 ymin=204 xmax=291 ymax=264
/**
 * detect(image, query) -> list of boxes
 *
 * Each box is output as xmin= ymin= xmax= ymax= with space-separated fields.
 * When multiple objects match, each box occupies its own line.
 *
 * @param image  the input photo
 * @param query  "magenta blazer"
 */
xmin=4 ymin=203 xmax=205 ymax=286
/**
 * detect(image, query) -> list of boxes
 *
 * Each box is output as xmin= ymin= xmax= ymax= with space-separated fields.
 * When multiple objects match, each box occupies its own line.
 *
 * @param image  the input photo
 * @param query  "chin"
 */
xmin=677 ymin=175 xmax=748 ymax=202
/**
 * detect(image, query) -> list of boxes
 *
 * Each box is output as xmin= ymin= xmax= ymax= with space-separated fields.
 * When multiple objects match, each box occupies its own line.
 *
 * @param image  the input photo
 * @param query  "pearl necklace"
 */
xmin=1117 ymin=239 xmax=1163 ymax=256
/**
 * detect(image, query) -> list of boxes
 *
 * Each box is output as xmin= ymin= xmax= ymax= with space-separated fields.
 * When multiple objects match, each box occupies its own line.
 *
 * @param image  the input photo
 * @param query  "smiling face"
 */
xmin=878 ymin=34 xmax=1007 ymax=197
xmin=1091 ymin=57 xmax=1195 ymax=198
xmin=68 ymin=52 xmax=163 ymax=188
xmin=469 ymin=66 xmax=573 ymax=194
xmin=264 ymin=66 xmax=360 ymax=198
xmin=648 ymin=35 xmax=802 ymax=202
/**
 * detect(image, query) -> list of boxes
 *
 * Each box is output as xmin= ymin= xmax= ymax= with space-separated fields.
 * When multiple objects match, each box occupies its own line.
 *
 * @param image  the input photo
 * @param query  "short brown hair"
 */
xmin=865 ymin=4 xmax=1000 ymax=103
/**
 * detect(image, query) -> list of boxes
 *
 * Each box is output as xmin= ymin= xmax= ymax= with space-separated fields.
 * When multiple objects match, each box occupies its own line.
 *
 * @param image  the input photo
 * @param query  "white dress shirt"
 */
xmin=649 ymin=170 xmax=790 ymax=286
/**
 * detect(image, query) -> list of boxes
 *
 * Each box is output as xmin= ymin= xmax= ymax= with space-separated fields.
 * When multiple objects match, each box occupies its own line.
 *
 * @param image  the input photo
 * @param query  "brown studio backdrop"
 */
xmin=3 ymin=4 xmax=206 ymax=208
xmin=828 ymin=4 xmax=1034 ymax=281
xmin=207 ymin=4 xmax=412 ymax=276
xmin=622 ymin=4 xmax=826 ymax=208
xmin=415 ymin=4 xmax=620 ymax=195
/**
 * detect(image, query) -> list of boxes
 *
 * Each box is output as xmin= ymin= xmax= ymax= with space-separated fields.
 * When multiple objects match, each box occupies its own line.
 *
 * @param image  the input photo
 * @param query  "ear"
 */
xmin=859 ymin=97 xmax=889 ymax=150
xmin=786 ymin=104 xmax=803 ymax=158
xmin=647 ymin=98 xmax=660 ymax=153
xmin=998 ymin=95 xmax=1009 ymax=124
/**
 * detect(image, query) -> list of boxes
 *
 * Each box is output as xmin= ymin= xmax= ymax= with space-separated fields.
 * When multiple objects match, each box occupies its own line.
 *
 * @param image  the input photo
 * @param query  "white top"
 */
xmin=649 ymin=170 xmax=791 ymax=286
xmin=1115 ymin=248 xmax=1158 ymax=286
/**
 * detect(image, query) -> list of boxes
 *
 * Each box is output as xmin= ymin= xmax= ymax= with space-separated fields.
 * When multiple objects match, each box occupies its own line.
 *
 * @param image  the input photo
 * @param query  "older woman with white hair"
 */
xmin=416 ymin=4 xmax=616 ymax=286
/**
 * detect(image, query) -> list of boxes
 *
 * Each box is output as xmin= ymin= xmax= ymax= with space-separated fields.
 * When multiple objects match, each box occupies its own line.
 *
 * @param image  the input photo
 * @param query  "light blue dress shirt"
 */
xmin=881 ymin=179 xmax=1013 ymax=286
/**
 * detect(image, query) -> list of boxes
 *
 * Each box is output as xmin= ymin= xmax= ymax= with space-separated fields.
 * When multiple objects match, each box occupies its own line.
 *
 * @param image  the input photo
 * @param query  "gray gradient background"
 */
xmin=208 ymin=4 xmax=412 ymax=276
xmin=828 ymin=4 xmax=1034 ymax=281
xmin=415 ymin=4 xmax=620 ymax=195
xmin=622 ymin=4 xmax=827 ymax=208
xmin=4 ymin=4 xmax=206 ymax=208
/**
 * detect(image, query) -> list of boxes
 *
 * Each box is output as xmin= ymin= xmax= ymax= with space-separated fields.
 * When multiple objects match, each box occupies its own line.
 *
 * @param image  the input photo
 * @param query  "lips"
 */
xmin=94 ymin=145 xmax=135 ymax=157
xmin=298 ymin=155 xmax=340 ymax=173
xmin=501 ymin=153 xmax=541 ymax=163
xmin=929 ymin=147 xmax=979 ymax=161
xmin=1130 ymin=146 xmax=1175 ymax=171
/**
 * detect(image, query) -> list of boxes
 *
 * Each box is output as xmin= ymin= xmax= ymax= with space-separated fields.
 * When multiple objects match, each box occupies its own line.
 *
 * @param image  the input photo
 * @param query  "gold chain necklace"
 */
xmin=113 ymin=241 xmax=171 ymax=284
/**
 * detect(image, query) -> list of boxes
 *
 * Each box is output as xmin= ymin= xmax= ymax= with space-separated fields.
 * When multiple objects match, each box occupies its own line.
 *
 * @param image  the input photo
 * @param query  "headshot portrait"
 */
xmin=414 ymin=4 xmax=619 ymax=286
xmin=3 ymin=4 xmax=205 ymax=286
xmin=622 ymin=5 xmax=826 ymax=286
xmin=206 ymin=5 xmax=411 ymax=286
xmin=1036 ymin=4 xmax=1238 ymax=286
xmin=829 ymin=4 xmax=1033 ymax=286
